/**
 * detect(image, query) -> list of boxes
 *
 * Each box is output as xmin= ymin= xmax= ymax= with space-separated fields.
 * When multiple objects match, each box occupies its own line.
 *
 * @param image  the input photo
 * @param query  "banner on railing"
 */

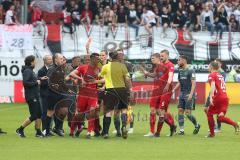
xmin=0 ymin=25 xmax=33 ymax=50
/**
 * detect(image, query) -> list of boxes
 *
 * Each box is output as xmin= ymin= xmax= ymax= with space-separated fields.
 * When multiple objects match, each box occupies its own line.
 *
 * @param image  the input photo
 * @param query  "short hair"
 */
xmin=151 ymin=53 xmax=160 ymax=58
xmin=72 ymin=56 xmax=81 ymax=61
xmin=179 ymin=55 xmax=188 ymax=61
xmin=160 ymin=49 xmax=169 ymax=55
xmin=210 ymin=61 xmax=219 ymax=70
xmin=24 ymin=55 xmax=35 ymax=66
xmin=215 ymin=58 xmax=222 ymax=65
xmin=100 ymin=50 xmax=108 ymax=55
xmin=90 ymin=53 xmax=100 ymax=59
xmin=43 ymin=55 xmax=52 ymax=63
xmin=109 ymin=51 xmax=118 ymax=60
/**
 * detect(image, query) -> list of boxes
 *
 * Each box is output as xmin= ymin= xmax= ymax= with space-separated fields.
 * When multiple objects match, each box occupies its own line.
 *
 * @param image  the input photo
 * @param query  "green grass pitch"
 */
xmin=0 ymin=103 xmax=240 ymax=160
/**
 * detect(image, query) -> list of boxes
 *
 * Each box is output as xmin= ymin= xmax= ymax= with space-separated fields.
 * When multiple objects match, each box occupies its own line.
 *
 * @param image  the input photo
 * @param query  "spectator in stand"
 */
xmin=127 ymin=3 xmax=140 ymax=39
xmin=184 ymin=4 xmax=200 ymax=45
xmin=1 ymin=0 xmax=13 ymax=13
xmin=81 ymin=5 xmax=93 ymax=25
xmin=171 ymin=9 xmax=187 ymax=29
xmin=61 ymin=7 xmax=73 ymax=35
xmin=136 ymin=5 xmax=143 ymax=20
xmin=214 ymin=3 xmax=229 ymax=39
xmin=96 ymin=7 xmax=104 ymax=25
xmin=116 ymin=5 xmax=127 ymax=26
xmin=30 ymin=1 xmax=43 ymax=36
xmin=153 ymin=6 xmax=160 ymax=27
xmin=229 ymin=14 xmax=239 ymax=32
xmin=13 ymin=0 xmax=20 ymax=21
xmin=45 ymin=21 xmax=62 ymax=55
xmin=71 ymin=4 xmax=81 ymax=25
xmin=201 ymin=4 xmax=215 ymax=36
xmin=140 ymin=6 xmax=156 ymax=35
xmin=4 ymin=4 xmax=19 ymax=25
xmin=233 ymin=4 xmax=240 ymax=27
xmin=224 ymin=1 xmax=233 ymax=17
xmin=103 ymin=5 xmax=116 ymax=37
xmin=160 ymin=6 xmax=171 ymax=38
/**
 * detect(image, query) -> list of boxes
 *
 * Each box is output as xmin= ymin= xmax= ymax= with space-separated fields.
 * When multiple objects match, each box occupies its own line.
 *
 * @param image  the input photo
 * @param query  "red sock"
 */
xmin=150 ymin=113 xmax=156 ymax=133
xmin=94 ymin=118 xmax=100 ymax=132
xmin=207 ymin=114 xmax=215 ymax=136
xmin=156 ymin=117 xmax=164 ymax=134
xmin=218 ymin=115 xmax=237 ymax=126
xmin=165 ymin=112 xmax=174 ymax=127
xmin=70 ymin=116 xmax=77 ymax=134
xmin=88 ymin=119 xmax=95 ymax=133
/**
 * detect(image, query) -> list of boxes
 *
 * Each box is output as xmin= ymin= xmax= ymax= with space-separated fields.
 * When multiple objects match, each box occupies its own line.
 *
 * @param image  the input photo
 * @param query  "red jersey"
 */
xmin=155 ymin=61 xmax=174 ymax=82
xmin=77 ymin=64 xmax=100 ymax=89
xmin=46 ymin=24 xmax=61 ymax=42
xmin=153 ymin=61 xmax=174 ymax=94
xmin=208 ymin=72 xmax=227 ymax=99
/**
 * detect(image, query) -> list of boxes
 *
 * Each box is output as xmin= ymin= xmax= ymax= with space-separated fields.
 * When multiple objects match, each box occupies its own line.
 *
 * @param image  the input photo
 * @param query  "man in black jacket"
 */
xmin=38 ymin=55 xmax=53 ymax=131
xmin=45 ymin=53 xmax=72 ymax=137
xmin=16 ymin=55 xmax=45 ymax=138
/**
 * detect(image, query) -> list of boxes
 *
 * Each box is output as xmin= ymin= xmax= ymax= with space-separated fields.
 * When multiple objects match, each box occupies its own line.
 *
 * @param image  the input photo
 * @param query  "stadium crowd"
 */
xmin=1 ymin=0 xmax=240 ymax=38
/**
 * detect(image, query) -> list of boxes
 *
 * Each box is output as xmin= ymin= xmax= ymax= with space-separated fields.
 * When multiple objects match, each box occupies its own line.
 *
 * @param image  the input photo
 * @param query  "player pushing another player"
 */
xmin=205 ymin=61 xmax=239 ymax=138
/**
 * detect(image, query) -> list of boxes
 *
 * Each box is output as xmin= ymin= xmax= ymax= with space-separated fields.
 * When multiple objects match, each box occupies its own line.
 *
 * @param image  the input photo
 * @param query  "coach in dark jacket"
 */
xmin=38 ymin=55 xmax=53 ymax=131
xmin=16 ymin=55 xmax=44 ymax=138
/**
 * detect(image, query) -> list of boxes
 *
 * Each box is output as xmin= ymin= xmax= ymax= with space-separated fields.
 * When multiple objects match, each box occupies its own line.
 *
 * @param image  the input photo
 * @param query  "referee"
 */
xmin=16 ymin=55 xmax=44 ymax=138
xmin=100 ymin=51 xmax=132 ymax=139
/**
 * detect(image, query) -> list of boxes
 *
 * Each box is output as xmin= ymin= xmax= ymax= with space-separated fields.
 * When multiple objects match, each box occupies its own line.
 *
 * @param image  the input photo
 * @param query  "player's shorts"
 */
xmin=208 ymin=96 xmax=229 ymax=115
xmin=178 ymin=92 xmax=193 ymax=110
xmin=27 ymin=97 xmax=42 ymax=121
xmin=104 ymin=88 xmax=129 ymax=112
xmin=150 ymin=92 xmax=172 ymax=111
xmin=47 ymin=90 xmax=65 ymax=111
xmin=76 ymin=95 xmax=98 ymax=113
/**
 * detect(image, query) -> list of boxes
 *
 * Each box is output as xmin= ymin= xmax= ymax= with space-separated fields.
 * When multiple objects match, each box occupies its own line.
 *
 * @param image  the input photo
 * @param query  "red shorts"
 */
xmin=150 ymin=92 xmax=172 ymax=111
xmin=208 ymin=97 xmax=229 ymax=115
xmin=76 ymin=95 xmax=98 ymax=113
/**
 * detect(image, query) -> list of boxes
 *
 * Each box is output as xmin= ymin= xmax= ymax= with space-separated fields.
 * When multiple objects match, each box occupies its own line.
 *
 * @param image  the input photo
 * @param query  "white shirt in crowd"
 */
xmin=142 ymin=10 xmax=156 ymax=25
xmin=234 ymin=9 xmax=240 ymax=22
xmin=4 ymin=10 xmax=14 ymax=25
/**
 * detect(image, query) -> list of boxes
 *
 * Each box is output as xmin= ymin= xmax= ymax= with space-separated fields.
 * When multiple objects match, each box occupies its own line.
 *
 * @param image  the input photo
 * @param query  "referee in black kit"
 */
xmin=45 ymin=53 xmax=71 ymax=137
xmin=16 ymin=55 xmax=44 ymax=138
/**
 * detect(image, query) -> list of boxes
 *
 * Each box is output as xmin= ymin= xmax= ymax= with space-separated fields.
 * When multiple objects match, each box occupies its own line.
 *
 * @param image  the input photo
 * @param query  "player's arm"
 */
xmin=163 ymin=71 xmax=174 ymax=93
xmin=172 ymin=82 xmax=180 ymax=93
xmin=188 ymin=79 xmax=196 ymax=101
xmin=66 ymin=69 xmax=82 ymax=81
xmin=188 ymin=70 xmax=196 ymax=100
xmin=209 ymin=81 xmax=216 ymax=105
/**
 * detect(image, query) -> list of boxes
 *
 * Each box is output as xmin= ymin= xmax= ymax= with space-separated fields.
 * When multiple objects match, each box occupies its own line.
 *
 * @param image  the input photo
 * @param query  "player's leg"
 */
xmin=102 ymin=89 xmax=116 ymax=138
xmin=144 ymin=96 xmax=158 ymax=136
xmin=155 ymin=108 xmax=165 ymax=137
xmin=177 ymin=94 xmax=185 ymax=135
xmin=178 ymin=108 xmax=185 ymax=135
xmin=185 ymin=96 xmax=201 ymax=134
xmin=206 ymin=112 xmax=215 ymax=137
xmin=217 ymin=112 xmax=239 ymax=134
xmin=113 ymin=109 xmax=121 ymax=137
xmin=160 ymin=93 xmax=176 ymax=136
